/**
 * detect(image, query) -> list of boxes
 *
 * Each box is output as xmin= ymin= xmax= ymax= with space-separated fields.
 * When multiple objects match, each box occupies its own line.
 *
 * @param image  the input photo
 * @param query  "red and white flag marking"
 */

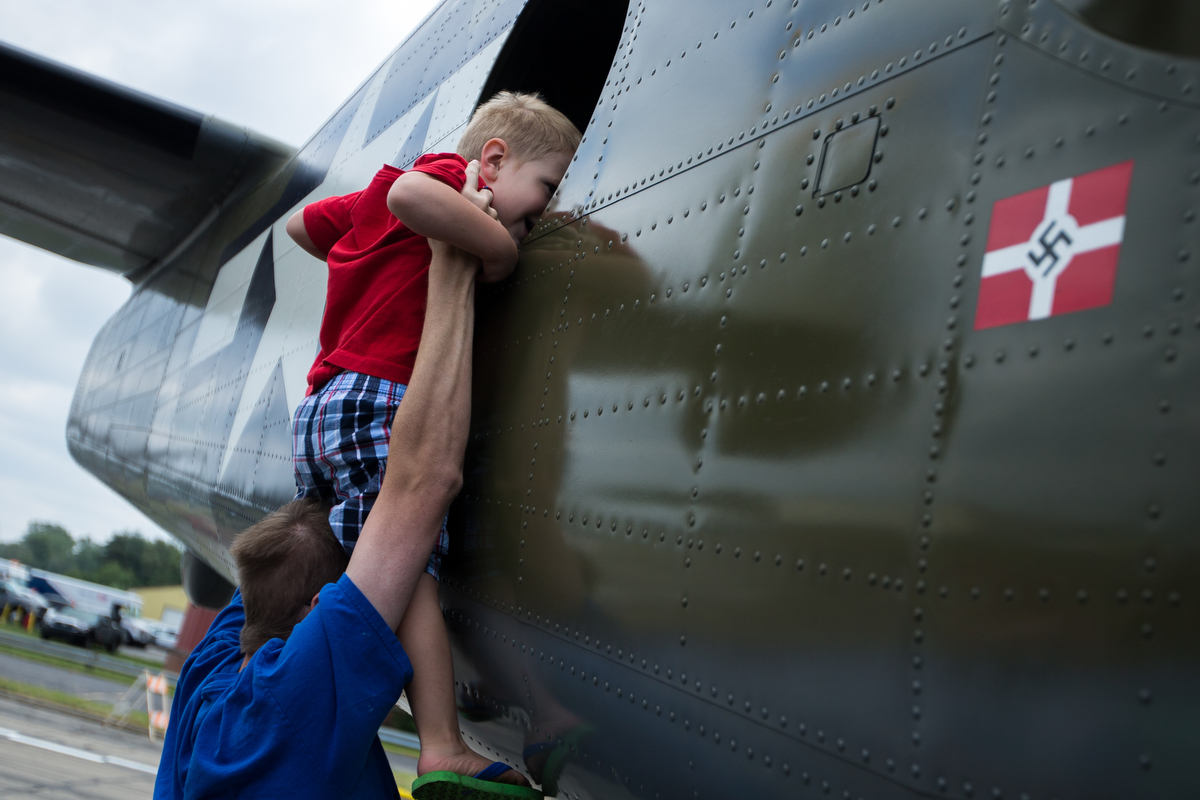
xmin=974 ymin=160 xmax=1133 ymax=330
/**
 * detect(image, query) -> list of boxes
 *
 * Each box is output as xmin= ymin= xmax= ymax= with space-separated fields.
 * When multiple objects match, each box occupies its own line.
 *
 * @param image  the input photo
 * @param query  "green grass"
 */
xmin=0 ymin=620 xmax=40 ymax=640
xmin=0 ymin=675 xmax=151 ymax=730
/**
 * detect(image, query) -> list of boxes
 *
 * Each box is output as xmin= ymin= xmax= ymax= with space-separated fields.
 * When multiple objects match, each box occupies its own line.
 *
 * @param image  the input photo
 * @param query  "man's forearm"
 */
xmin=345 ymin=244 xmax=478 ymax=630
xmin=386 ymin=254 xmax=476 ymax=497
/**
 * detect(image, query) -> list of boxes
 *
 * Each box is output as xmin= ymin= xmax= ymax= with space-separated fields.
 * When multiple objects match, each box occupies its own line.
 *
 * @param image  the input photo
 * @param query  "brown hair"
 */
xmin=231 ymin=499 xmax=350 ymax=656
xmin=457 ymin=91 xmax=581 ymax=163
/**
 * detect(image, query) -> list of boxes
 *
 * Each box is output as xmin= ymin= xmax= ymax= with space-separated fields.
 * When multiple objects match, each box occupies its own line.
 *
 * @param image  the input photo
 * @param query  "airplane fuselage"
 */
xmin=5 ymin=0 xmax=1196 ymax=797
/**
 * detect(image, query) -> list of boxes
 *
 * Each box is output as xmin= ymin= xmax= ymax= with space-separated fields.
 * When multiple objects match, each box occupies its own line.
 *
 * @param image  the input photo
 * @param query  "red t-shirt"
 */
xmin=303 ymin=153 xmax=480 ymax=394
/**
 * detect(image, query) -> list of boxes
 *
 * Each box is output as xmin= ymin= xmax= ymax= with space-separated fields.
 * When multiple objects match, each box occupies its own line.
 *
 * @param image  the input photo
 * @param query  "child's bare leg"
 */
xmin=399 ymin=573 xmax=529 ymax=786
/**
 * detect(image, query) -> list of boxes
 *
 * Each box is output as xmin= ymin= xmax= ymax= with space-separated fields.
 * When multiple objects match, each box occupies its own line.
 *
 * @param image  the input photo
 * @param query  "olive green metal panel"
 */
xmin=442 ymin=2 xmax=1200 ymax=799
xmin=912 ymin=3 xmax=1200 ymax=796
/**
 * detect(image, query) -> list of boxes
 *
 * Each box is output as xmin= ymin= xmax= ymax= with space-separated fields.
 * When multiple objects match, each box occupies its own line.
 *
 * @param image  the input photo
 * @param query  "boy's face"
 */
xmin=480 ymin=139 xmax=572 ymax=245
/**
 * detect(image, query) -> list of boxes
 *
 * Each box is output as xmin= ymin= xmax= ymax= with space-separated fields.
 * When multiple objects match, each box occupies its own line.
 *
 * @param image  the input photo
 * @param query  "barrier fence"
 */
xmin=0 ymin=627 xmax=177 ymax=685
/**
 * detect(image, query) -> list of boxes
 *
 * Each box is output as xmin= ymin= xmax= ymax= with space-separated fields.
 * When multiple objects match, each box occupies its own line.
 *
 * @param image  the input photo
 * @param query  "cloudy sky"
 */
xmin=0 ymin=0 xmax=439 ymax=544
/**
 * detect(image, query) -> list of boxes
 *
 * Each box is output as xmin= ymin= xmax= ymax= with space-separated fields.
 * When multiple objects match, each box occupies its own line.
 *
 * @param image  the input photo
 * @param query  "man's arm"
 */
xmin=285 ymin=210 xmax=325 ymax=260
xmin=344 ymin=239 xmax=479 ymax=630
xmin=387 ymin=171 xmax=517 ymax=280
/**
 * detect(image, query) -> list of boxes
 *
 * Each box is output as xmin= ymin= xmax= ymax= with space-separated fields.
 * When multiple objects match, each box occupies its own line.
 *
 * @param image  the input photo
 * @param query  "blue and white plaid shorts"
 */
xmin=292 ymin=370 xmax=450 ymax=580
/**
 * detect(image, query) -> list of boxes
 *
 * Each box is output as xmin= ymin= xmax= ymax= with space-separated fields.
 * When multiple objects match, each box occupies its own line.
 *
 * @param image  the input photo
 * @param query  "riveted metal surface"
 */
xmin=914 ymin=9 xmax=1200 ymax=798
xmin=546 ymin=0 xmax=994 ymax=232
xmin=12 ymin=0 xmax=1196 ymax=797
xmin=454 ymin=19 xmax=1002 ymax=798
xmin=364 ymin=0 xmax=525 ymax=147
xmin=441 ymin=2 xmax=1200 ymax=798
xmin=1003 ymin=0 xmax=1200 ymax=105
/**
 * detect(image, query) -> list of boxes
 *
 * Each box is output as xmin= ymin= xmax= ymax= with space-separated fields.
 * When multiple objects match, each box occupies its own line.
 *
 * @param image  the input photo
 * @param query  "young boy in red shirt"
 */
xmin=285 ymin=92 xmax=580 ymax=795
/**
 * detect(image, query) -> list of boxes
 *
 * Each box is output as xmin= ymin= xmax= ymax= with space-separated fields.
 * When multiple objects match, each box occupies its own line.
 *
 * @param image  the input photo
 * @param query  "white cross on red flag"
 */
xmin=974 ymin=160 xmax=1134 ymax=330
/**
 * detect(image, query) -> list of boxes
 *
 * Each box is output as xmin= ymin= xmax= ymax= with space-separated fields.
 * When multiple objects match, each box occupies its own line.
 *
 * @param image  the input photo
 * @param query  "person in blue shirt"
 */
xmin=153 ymin=232 xmax=539 ymax=800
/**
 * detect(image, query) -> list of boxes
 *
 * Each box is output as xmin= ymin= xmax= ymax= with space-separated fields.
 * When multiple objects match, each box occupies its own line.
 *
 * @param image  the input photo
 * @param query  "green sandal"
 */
xmin=411 ymin=762 xmax=542 ymax=799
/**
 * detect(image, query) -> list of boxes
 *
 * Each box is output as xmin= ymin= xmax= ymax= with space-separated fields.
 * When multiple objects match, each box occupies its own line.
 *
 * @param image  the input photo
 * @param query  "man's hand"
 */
xmin=460 ymin=160 xmax=499 ymax=222
xmin=386 ymin=165 xmax=516 ymax=281
xmin=460 ymin=160 xmax=517 ymax=283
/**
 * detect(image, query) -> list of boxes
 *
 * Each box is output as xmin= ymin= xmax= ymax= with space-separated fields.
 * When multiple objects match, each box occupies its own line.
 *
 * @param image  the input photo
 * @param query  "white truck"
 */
xmin=26 ymin=569 xmax=154 ymax=646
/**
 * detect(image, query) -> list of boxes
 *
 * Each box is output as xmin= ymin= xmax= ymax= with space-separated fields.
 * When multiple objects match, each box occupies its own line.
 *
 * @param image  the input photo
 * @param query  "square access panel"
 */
xmin=815 ymin=116 xmax=880 ymax=197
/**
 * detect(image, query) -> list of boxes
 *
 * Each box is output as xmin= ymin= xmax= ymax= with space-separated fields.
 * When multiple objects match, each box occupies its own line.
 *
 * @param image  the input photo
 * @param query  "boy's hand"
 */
xmin=462 ymin=160 xmax=518 ymax=283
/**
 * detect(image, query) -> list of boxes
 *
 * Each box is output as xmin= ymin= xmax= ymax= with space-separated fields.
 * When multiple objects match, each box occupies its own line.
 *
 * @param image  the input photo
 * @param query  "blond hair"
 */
xmin=458 ymin=92 xmax=581 ymax=163
xmin=231 ymin=499 xmax=350 ymax=656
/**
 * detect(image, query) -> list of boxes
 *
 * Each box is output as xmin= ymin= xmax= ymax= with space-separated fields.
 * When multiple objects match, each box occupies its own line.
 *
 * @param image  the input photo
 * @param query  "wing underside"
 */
xmin=0 ymin=42 xmax=293 ymax=277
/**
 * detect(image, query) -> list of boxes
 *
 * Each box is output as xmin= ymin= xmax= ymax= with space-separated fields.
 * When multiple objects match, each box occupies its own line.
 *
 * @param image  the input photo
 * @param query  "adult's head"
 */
xmin=231 ymin=498 xmax=350 ymax=656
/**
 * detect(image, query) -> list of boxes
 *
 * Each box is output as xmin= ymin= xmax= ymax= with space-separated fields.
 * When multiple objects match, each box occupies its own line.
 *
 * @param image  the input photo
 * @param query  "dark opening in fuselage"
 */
xmin=476 ymin=0 xmax=630 ymax=136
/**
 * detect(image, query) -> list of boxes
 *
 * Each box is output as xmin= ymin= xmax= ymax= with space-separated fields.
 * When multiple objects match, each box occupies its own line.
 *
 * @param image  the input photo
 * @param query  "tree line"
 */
xmin=0 ymin=522 xmax=182 ymax=589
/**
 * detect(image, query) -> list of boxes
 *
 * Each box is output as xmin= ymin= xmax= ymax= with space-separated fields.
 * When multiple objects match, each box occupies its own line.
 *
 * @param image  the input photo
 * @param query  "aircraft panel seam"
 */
xmin=529 ymin=29 xmax=995 ymax=246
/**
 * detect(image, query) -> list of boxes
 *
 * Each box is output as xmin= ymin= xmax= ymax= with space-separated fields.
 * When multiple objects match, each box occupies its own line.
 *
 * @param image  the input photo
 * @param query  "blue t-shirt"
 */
xmin=154 ymin=574 xmax=413 ymax=799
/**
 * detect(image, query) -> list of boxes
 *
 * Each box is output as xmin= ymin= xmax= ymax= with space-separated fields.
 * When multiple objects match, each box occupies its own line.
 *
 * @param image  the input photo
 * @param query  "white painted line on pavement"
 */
xmin=104 ymin=755 xmax=161 ymax=774
xmin=0 ymin=725 xmax=158 ymax=775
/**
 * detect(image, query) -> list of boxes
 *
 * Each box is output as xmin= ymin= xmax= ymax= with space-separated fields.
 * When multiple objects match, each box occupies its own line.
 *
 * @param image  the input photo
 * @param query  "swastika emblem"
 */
xmin=974 ymin=160 xmax=1133 ymax=330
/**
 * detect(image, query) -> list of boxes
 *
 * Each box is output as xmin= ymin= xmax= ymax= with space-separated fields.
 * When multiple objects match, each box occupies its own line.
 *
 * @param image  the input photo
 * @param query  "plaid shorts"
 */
xmin=292 ymin=370 xmax=450 ymax=580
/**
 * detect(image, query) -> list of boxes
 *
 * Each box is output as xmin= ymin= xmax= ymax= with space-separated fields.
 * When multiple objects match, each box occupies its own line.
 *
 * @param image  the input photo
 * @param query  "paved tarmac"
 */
xmin=0 ymin=651 xmax=132 ymax=705
xmin=0 ymin=695 xmax=162 ymax=799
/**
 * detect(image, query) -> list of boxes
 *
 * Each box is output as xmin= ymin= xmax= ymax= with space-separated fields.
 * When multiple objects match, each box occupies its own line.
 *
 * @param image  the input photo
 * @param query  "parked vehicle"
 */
xmin=26 ymin=570 xmax=142 ymax=618
xmin=39 ymin=592 xmax=69 ymax=610
xmin=120 ymin=616 xmax=157 ymax=647
xmin=0 ymin=561 xmax=29 ymax=583
xmin=39 ymin=607 xmax=123 ymax=651
xmin=1 ymin=578 xmax=19 ymax=614
xmin=0 ymin=578 xmax=49 ymax=622
xmin=144 ymin=621 xmax=178 ymax=650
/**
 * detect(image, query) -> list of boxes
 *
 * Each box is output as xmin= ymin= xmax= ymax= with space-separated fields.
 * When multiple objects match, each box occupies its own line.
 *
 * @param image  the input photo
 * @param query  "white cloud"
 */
xmin=0 ymin=0 xmax=439 ymax=544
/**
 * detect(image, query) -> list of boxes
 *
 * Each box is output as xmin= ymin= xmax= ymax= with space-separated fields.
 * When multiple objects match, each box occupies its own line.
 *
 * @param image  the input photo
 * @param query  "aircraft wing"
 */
xmin=0 ymin=41 xmax=293 ymax=278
